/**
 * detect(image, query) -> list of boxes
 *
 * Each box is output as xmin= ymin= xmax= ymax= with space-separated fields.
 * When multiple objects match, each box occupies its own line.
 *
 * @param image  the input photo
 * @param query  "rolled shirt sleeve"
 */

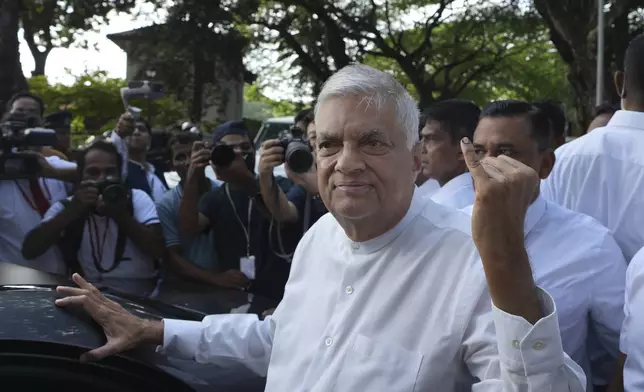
xmin=159 ymin=314 xmax=275 ymax=377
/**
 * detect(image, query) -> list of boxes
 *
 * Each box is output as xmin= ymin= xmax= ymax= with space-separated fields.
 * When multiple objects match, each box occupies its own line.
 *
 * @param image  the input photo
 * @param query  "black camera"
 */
xmin=0 ymin=112 xmax=58 ymax=180
xmin=279 ymin=126 xmax=313 ymax=173
xmin=210 ymin=144 xmax=236 ymax=168
xmin=96 ymin=177 xmax=128 ymax=205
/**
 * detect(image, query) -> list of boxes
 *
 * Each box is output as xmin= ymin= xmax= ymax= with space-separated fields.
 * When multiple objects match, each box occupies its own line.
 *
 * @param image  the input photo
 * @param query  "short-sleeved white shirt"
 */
xmin=0 ymin=176 xmax=69 ymax=274
xmin=43 ymin=189 xmax=160 ymax=279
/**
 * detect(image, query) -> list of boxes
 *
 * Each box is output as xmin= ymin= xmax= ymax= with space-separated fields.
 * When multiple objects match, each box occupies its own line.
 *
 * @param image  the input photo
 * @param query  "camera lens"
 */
xmin=102 ymin=184 xmax=127 ymax=205
xmin=285 ymin=141 xmax=313 ymax=173
xmin=210 ymin=144 xmax=236 ymax=167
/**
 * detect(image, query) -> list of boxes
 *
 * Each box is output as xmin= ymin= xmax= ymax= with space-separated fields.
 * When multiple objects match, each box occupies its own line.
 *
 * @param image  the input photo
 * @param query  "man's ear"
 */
xmin=411 ymin=142 xmax=423 ymax=173
xmin=615 ymin=71 xmax=626 ymax=98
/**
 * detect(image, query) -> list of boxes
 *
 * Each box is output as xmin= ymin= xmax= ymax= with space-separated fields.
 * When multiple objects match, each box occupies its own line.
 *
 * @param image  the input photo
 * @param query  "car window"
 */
xmin=254 ymin=122 xmax=292 ymax=149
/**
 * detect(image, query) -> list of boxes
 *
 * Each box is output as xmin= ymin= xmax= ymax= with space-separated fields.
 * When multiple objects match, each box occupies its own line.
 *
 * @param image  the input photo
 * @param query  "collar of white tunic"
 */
xmin=606 ymin=110 xmax=644 ymax=130
xmin=344 ymin=187 xmax=429 ymax=255
xmin=461 ymin=195 xmax=547 ymax=236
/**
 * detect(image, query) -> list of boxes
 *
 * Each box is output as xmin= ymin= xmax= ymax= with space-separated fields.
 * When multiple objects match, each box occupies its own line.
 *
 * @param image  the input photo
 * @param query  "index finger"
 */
xmin=262 ymin=139 xmax=280 ymax=149
xmin=460 ymin=138 xmax=486 ymax=180
xmin=72 ymin=273 xmax=97 ymax=292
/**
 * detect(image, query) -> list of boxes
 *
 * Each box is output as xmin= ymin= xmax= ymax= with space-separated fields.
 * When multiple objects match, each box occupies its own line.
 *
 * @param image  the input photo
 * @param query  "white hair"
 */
xmin=314 ymin=64 xmax=419 ymax=149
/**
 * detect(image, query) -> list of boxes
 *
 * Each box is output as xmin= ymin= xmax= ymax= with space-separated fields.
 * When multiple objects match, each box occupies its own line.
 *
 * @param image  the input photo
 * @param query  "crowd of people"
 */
xmin=4 ymin=28 xmax=644 ymax=392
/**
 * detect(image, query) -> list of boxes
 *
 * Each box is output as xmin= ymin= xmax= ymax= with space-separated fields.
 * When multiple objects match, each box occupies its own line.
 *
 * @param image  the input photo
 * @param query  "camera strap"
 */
xmin=88 ymin=216 xmax=112 ymax=272
xmin=225 ymin=183 xmax=252 ymax=257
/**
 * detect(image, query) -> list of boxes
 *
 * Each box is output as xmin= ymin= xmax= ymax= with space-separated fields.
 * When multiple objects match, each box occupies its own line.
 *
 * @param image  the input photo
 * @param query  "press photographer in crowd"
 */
xmin=22 ymin=141 xmax=164 ymax=279
xmin=156 ymin=132 xmax=224 ymax=286
xmin=0 ymin=107 xmax=80 ymax=274
xmin=178 ymin=121 xmax=294 ymax=300
xmin=258 ymin=109 xmax=327 ymax=232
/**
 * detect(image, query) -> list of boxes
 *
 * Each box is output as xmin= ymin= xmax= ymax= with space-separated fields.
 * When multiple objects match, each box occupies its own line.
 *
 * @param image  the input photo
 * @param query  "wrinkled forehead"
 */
xmin=474 ymin=116 xmax=534 ymax=146
xmin=315 ymin=96 xmax=400 ymax=142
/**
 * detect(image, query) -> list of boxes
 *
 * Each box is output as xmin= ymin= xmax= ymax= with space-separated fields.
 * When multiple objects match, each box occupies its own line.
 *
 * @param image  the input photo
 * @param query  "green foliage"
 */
xmin=28 ymin=71 xmax=186 ymax=146
xmin=243 ymin=83 xmax=300 ymax=118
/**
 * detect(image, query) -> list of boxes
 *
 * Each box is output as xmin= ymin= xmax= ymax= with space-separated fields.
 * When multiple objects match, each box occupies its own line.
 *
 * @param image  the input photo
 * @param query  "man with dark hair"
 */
xmin=533 ymin=100 xmax=567 ymax=148
xmin=124 ymin=119 xmax=168 ymax=201
xmin=22 ymin=140 xmax=164 ymax=279
xmin=542 ymin=33 xmax=644 ymax=261
xmin=468 ymin=99 xmax=625 ymax=392
xmin=7 ymin=91 xmax=45 ymax=120
xmin=178 ymin=121 xmax=294 ymax=300
xmin=587 ymin=103 xmax=619 ymax=133
xmin=155 ymin=132 xmax=232 ymax=287
xmin=419 ymin=99 xmax=480 ymax=208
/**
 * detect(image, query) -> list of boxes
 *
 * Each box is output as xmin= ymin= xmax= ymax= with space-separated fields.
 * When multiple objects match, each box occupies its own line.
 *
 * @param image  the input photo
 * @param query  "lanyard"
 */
xmin=225 ymin=184 xmax=253 ymax=256
xmin=15 ymin=179 xmax=52 ymax=215
xmin=88 ymin=215 xmax=119 ymax=273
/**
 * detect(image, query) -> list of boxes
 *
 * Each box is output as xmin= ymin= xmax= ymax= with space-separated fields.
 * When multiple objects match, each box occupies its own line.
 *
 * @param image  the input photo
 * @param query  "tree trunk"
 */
xmin=190 ymin=51 xmax=205 ymax=123
xmin=0 ymin=0 xmax=28 ymax=115
xmin=31 ymin=50 xmax=49 ymax=76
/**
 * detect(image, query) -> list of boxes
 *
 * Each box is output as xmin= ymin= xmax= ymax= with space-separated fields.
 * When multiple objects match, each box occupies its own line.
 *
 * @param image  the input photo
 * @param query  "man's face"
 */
xmin=128 ymin=122 xmax=151 ymax=151
xmin=315 ymin=95 xmax=421 ymax=221
xmin=171 ymin=144 xmax=192 ymax=180
xmin=419 ymin=120 xmax=464 ymax=185
xmin=587 ymin=113 xmax=613 ymax=133
xmin=218 ymin=133 xmax=253 ymax=154
xmin=10 ymin=97 xmax=41 ymax=120
xmin=473 ymin=116 xmax=554 ymax=181
xmin=82 ymin=149 xmax=119 ymax=182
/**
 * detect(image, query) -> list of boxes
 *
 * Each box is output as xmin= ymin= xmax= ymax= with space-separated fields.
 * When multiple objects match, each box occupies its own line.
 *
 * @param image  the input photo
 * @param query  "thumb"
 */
xmin=460 ymin=138 xmax=486 ymax=181
xmin=80 ymin=341 xmax=120 ymax=363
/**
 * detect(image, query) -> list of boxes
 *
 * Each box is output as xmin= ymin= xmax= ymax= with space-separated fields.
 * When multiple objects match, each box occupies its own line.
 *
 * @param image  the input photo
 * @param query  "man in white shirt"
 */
xmin=419 ymin=99 xmax=479 ymax=208
xmin=468 ymin=100 xmax=626 ymax=391
xmin=124 ymin=119 xmax=168 ymax=201
xmin=22 ymin=141 xmax=164 ymax=279
xmin=617 ymin=246 xmax=644 ymax=391
xmin=109 ymin=112 xmax=134 ymax=178
xmin=541 ymin=33 xmax=644 ymax=261
xmin=54 ymin=64 xmax=585 ymax=391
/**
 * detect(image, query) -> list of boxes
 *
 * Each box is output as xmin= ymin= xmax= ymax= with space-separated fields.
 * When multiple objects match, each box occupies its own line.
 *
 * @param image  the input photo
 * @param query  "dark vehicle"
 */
xmin=0 ymin=262 xmax=277 ymax=391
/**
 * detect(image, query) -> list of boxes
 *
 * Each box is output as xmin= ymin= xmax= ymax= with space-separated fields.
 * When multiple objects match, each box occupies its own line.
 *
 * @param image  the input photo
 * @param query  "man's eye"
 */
xmin=473 ymin=149 xmax=484 ymax=155
xmin=499 ymin=148 xmax=515 ymax=156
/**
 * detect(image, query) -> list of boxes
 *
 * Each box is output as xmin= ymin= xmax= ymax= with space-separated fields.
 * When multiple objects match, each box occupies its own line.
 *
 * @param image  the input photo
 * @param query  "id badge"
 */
xmin=240 ymin=255 xmax=256 ymax=280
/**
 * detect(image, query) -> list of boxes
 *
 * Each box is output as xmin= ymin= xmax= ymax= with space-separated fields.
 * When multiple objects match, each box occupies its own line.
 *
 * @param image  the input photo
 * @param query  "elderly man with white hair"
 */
xmin=55 ymin=64 xmax=585 ymax=391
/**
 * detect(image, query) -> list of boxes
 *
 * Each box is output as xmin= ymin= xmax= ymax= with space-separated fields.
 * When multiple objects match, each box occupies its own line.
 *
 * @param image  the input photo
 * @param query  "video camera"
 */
xmin=0 ymin=112 xmax=58 ymax=179
xmin=278 ymin=125 xmax=313 ymax=173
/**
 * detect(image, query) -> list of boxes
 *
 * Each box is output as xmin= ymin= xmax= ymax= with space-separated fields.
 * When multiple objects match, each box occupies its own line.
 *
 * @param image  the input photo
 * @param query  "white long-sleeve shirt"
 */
xmin=622 ymin=246 xmax=644 ymax=391
xmin=160 ymin=191 xmax=586 ymax=391
xmin=464 ymin=196 xmax=625 ymax=390
xmin=431 ymin=172 xmax=475 ymax=209
xmin=542 ymin=110 xmax=644 ymax=261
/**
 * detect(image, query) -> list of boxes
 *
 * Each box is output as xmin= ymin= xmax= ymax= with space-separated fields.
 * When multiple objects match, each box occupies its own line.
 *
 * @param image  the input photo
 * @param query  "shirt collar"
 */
xmin=606 ymin=110 xmax=644 ymax=130
xmin=460 ymin=195 xmax=547 ymax=236
xmin=344 ymin=187 xmax=428 ymax=255
xmin=441 ymin=172 xmax=472 ymax=192
xmin=129 ymin=159 xmax=154 ymax=172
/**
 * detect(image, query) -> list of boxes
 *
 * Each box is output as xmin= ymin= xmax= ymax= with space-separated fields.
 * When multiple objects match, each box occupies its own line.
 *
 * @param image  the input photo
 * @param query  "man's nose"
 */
xmin=335 ymin=144 xmax=365 ymax=173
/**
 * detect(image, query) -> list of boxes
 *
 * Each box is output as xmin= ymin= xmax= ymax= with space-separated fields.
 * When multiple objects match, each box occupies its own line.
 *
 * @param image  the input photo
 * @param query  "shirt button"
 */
xmin=532 ymin=341 xmax=546 ymax=350
xmin=351 ymin=243 xmax=360 ymax=250
xmin=345 ymin=286 xmax=354 ymax=295
xmin=325 ymin=337 xmax=334 ymax=347
xmin=512 ymin=340 xmax=520 ymax=349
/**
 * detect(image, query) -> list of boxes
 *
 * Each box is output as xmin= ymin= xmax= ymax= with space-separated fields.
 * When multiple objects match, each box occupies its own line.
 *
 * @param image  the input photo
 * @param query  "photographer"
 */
xmin=22 ymin=141 xmax=164 ymax=279
xmin=41 ymin=110 xmax=73 ymax=161
xmin=178 ymin=121 xmax=293 ymax=299
xmin=124 ymin=118 xmax=168 ymax=201
xmin=258 ymin=109 xmax=326 ymax=231
xmin=110 ymin=112 xmax=136 ymax=178
xmin=156 ymin=133 xmax=225 ymax=286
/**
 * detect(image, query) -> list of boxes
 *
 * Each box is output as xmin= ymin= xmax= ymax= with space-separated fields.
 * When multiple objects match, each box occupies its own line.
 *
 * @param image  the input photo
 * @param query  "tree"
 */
xmin=534 ymin=0 xmax=644 ymax=129
xmin=0 ymin=0 xmax=28 ymax=114
xmin=19 ymin=0 xmax=137 ymax=76
xmin=28 ymin=71 xmax=186 ymax=146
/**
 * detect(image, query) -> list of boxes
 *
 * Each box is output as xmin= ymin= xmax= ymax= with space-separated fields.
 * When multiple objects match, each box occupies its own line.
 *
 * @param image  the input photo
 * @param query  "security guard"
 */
xmin=41 ymin=110 xmax=73 ymax=161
